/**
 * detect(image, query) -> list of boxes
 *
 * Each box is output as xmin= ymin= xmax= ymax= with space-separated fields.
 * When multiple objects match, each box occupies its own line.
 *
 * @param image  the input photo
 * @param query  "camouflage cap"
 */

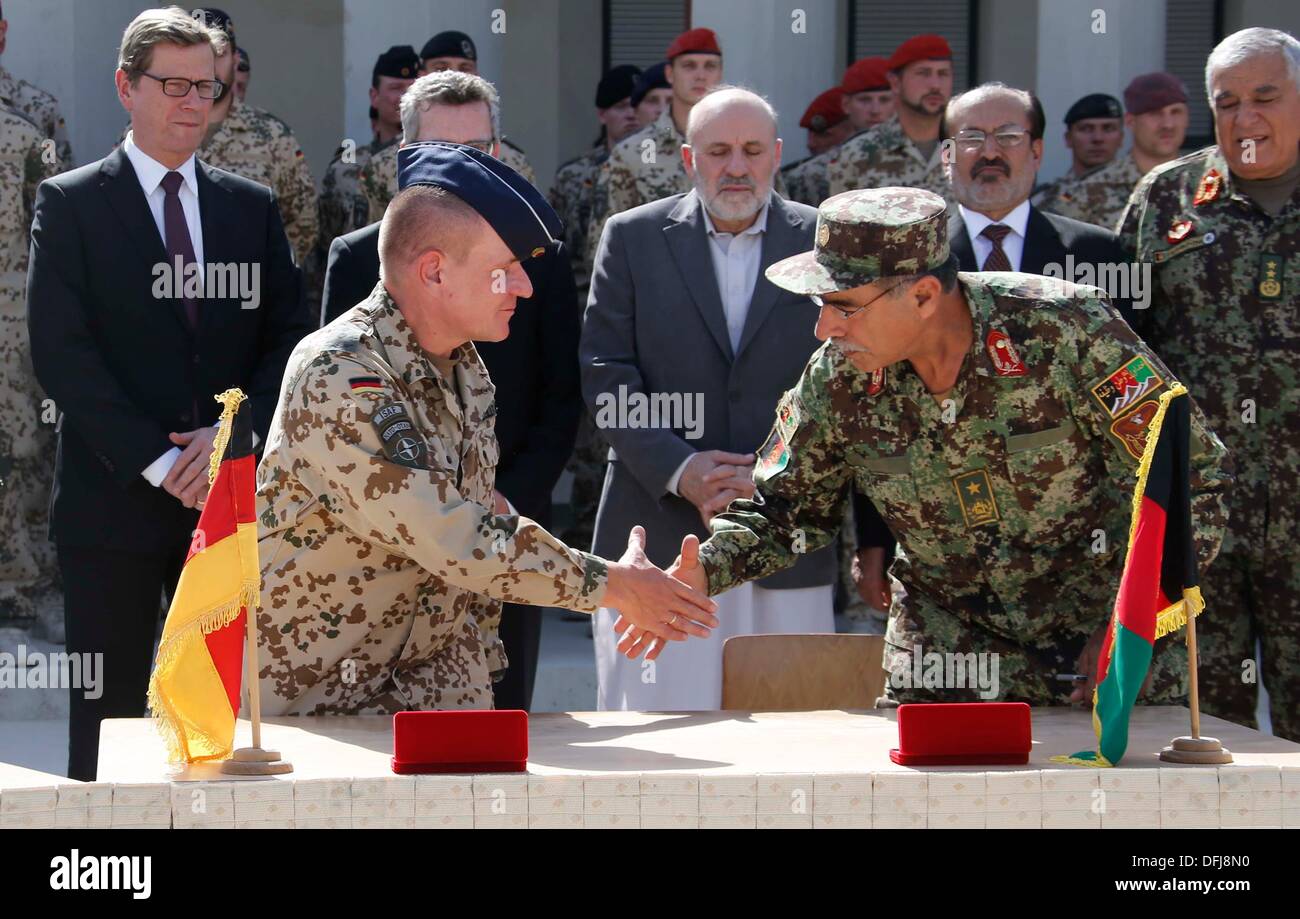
xmin=765 ymin=187 xmax=950 ymax=295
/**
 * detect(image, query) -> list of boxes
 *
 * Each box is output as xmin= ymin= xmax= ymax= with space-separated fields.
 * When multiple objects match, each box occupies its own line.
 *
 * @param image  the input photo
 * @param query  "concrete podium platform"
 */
xmin=3 ymin=706 xmax=1299 ymax=828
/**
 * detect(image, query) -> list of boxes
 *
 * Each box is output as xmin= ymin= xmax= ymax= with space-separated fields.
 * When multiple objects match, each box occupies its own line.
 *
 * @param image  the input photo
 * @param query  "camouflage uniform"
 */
xmin=0 ymin=111 xmax=57 ymax=617
xmin=360 ymin=138 xmax=537 ymax=226
xmin=699 ymin=189 xmax=1230 ymax=706
xmin=0 ymin=65 xmax=73 ymax=171
xmin=318 ymin=136 xmax=396 ymax=247
xmin=781 ymin=149 xmax=834 ymax=208
xmin=255 ymin=284 xmax=607 ymax=714
xmin=1119 ymin=145 xmax=1300 ymax=741
xmin=548 ymin=143 xmax=610 ymax=550
xmin=602 ymin=108 xmax=689 ymax=220
xmin=199 ymin=100 xmax=318 ymax=265
xmin=824 ymin=115 xmax=953 ymax=209
xmin=1038 ymin=152 xmax=1146 ymax=231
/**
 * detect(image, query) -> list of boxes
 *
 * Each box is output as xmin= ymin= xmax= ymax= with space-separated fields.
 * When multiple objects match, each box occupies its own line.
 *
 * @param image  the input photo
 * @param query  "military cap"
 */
xmin=396 ymin=142 xmax=561 ymax=260
xmin=1123 ymin=72 xmax=1187 ymax=115
xmin=421 ymin=30 xmax=476 ymax=62
xmin=1063 ymin=92 xmax=1122 ymax=125
xmin=887 ymin=34 xmax=951 ymax=71
xmin=194 ymin=7 xmax=236 ymax=43
xmin=631 ymin=61 xmax=670 ymax=107
xmin=800 ymin=88 xmax=848 ymax=132
xmin=842 ymin=56 xmax=890 ymax=94
xmin=765 ymin=187 xmax=949 ymax=295
xmin=666 ymin=27 xmax=721 ymax=60
xmin=374 ymin=45 xmax=420 ymax=81
xmin=596 ymin=64 xmax=642 ymax=108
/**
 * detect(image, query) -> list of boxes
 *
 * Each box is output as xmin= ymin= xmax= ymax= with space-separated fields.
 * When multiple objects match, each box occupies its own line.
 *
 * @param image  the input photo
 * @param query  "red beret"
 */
xmin=842 ymin=57 xmax=890 ymax=94
xmin=1123 ymin=72 xmax=1188 ymax=116
xmin=887 ymin=34 xmax=952 ymax=72
xmin=666 ymin=27 xmax=722 ymax=60
xmin=800 ymin=88 xmax=848 ymax=132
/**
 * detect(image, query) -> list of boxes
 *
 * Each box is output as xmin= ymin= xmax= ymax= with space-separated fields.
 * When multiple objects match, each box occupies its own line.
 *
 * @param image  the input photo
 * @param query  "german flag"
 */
xmin=147 ymin=390 xmax=259 ymax=763
xmin=1054 ymin=383 xmax=1203 ymax=767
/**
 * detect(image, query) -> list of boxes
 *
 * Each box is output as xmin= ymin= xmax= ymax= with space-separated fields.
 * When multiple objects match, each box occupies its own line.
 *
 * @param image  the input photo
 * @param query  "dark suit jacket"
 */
xmin=27 ymin=147 xmax=312 ymax=551
xmin=949 ymin=204 xmax=1137 ymax=325
xmin=582 ymin=191 xmax=838 ymax=590
xmin=320 ymin=224 xmax=582 ymax=524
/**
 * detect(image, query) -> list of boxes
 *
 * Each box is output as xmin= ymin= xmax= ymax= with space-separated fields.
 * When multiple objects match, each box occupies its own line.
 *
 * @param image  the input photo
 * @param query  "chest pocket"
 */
xmin=1002 ymin=419 xmax=1098 ymax=546
xmin=845 ymin=448 xmax=922 ymax=533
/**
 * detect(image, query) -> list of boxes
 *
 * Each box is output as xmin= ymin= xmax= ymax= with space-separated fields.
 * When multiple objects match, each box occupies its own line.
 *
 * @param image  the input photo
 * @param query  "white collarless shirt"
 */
xmin=960 ymin=199 xmax=1031 ymax=272
xmin=123 ymin=132 xmax=206 ymax=487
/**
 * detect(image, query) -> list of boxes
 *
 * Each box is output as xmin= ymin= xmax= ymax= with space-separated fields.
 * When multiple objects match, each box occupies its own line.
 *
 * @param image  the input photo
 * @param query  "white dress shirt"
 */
xmin=666 ymin=200 xmax=769 ymax=496
xmin=123 ymin=131 xmax=204 ymax=487
xmin=960 ymin=199 xmax=1031 ymax=272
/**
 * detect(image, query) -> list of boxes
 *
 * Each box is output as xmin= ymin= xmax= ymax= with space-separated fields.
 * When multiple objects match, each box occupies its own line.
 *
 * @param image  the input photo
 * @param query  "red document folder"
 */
xmin=392 ymin=710 xmax=529 ymax=774
xmin=889 ymin=702 xmax=1033 ymax=765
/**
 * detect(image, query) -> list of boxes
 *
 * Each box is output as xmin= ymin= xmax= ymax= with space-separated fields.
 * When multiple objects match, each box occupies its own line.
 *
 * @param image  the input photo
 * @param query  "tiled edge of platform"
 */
xmin=2 ymin=767 xmax=1298 ymax=828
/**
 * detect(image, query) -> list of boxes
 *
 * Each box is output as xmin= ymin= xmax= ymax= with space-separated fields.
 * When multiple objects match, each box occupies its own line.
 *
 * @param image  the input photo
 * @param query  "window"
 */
xmin=1164 ymin=0 xmax=1222 ymax=149
xmin=849 ymin=0 xmax=977 ymax=92
xmin=604 ymin=0 xmax=690 ymax=70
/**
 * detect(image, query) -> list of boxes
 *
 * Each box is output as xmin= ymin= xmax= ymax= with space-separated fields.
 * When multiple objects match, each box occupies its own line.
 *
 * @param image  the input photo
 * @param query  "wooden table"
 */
xmin=3 ymin=707 xmax=1298 ymax=828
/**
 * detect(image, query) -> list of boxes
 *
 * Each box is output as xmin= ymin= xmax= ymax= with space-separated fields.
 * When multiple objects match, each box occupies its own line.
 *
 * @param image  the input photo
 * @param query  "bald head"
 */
xmin=685 ymin=85 xmax=778 ymax=146
xmin=683 ymin=86 xmax=782 ymax=229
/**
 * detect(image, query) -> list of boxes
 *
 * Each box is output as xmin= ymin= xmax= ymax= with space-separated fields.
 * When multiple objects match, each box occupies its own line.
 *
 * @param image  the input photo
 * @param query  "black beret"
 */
xmin=421 ymin=30 xmax=476 ymax=62
xmin=373 ymin=45 xmax=419 ymax=81
xmin=630 ymin=61 xmax=670 ymax=107
xmin=236 ymin=46 xmax=250 ymax=70
xmin=194 ymin=7 xmax=236 ymax=44
xmin=1064 ymin=93 xmax=1123 ymax=125
xmin=596 ymin=65 xmax=641 ymax=109
xmin=397 ymin=142 xmax=562 ymax=260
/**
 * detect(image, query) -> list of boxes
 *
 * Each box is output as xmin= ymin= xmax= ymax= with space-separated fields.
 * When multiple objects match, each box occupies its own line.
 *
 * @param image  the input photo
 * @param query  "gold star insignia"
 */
xmin=966 ymin=481 xmax=982 ymax=495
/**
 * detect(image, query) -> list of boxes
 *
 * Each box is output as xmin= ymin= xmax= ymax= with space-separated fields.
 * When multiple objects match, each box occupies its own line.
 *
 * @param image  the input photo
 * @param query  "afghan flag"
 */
xmin=1053 ymin=383 xmax=1204 ymax=767
xmin=147 ymin=389 xmax=259 ymax=764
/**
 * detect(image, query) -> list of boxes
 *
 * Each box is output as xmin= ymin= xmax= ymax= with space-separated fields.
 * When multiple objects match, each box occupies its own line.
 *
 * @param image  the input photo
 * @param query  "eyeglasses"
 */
xmin=459 ymin=139 xmax=496 ymax=154
xmin=811 ymin=280 xmax=905 ymax=320
xmin=954 ymin=128 xmax=1030 ymax=151
xmin=139 ymin=72 xmax=226 ymax=100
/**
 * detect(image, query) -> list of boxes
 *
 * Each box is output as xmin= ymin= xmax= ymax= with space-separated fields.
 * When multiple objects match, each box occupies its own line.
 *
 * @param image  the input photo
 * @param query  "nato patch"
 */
xmin=370 ymin=401 xmax=425 ymax=468
xmin=953 ymin=469 xmax=999 ymax=528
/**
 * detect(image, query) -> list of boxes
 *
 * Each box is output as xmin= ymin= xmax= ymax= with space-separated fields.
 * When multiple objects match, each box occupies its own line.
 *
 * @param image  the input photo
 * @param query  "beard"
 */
xmin=956 ymin=161 xmax=1034 ymax=213
xmin=696 ymin=172 xmax=772 ymax=224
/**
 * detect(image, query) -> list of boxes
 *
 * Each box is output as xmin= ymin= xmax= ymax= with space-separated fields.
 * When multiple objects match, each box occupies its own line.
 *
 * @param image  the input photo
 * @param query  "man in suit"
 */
xmin=583 ymin=87 xmax=844 ymax=710
xmin=320 ymin=70 xmax=582 ymax=712
xmin=26 ymin=8 xmax=311 ymax=780
xmin=941 ymin=83 xmax=1137 ymax=325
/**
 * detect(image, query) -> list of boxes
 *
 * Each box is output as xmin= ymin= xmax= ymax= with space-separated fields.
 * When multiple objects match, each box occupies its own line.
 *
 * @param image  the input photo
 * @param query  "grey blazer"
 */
xmin=581 ymin=190 xmax=835 ymax=590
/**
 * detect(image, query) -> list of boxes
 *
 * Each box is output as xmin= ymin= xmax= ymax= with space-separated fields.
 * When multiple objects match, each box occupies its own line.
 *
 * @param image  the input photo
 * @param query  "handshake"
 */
xmin=599 ymin=525 xmax=717 ymax=663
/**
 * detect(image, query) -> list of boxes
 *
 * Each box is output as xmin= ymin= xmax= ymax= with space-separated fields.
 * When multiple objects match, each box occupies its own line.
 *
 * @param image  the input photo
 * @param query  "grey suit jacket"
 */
xmin=581 ymin=190 xmax=835 ymax=590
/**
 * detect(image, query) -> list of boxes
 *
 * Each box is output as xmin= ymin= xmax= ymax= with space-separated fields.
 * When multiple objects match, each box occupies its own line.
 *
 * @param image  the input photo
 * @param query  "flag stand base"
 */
xmin=1158 ymin=735 xmax=1233 ymax=764
xmin=221 ymin=747 xmax=294 ymax=775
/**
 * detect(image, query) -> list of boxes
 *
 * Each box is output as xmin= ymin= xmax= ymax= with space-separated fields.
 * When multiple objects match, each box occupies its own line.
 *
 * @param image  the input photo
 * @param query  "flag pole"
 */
xmin=1159 ymin=595 xmax=1232 ymax=764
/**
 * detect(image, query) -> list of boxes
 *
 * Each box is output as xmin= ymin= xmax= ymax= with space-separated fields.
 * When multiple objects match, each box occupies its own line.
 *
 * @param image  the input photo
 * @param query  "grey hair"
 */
xmin=1205 ymin=27 xmax=1300 ymax=105
xmin=685 ymin=85 xmax=778 ymax=146
xmin=400 ymin=70 xmax=500 ymax=144
xmin=118 ymin=6 xmax=228 ymax=83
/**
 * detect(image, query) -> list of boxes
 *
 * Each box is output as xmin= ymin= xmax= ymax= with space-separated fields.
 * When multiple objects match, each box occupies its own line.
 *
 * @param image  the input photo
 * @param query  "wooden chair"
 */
xmin=721 ymin=634 xmax=887 ymax=711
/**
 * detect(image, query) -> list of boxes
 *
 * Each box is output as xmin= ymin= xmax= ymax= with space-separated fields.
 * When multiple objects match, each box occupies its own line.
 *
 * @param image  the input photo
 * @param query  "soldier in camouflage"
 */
xmin=1031 ymin=93 xmax=1124 ymax=218
xmin=0 ymin=5 xmax=73 ymax=171
xmin=0 ymin=107 xmax=56 ymax=619
xmin=825 ymin=36 xmax=955 ymax=209
xmin=781 ymin=87 xmax=853 ymax=207
xmin=615 ymin=187 xmax=1230 ymax=708
xmin=1042 ymin=74 xmax=1189 ymax=231
xmin=1118 ymin=28 xmax=1300 ymax=741
xmin=317 ymin=46 xmax=417 ymax=253
xmin=256 ymin=142 xmax=716 ymax=714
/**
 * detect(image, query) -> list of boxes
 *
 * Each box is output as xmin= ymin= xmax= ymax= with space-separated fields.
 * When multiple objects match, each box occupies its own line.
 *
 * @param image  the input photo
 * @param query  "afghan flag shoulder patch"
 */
xmin=1091 ymin=354 xmax=1164 ymax=419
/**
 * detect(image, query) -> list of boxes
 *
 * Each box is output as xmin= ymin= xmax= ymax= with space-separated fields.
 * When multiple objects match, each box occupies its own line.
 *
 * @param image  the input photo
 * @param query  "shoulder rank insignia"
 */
xmin=350 ymin=376 xmax=384 ymax=393
xmin=866 ymin=367 xmax=886 ymax=396
xmin=986 ymin=330 xmax=1026 ymax=376
xmin=1110 ymin=400 xmax=1159 ymax=460
xmin=953 ymin=469 xmax=999 ymax=528
xmin=1193 ymin=168 xmax=1222 ymax=206
xmin=1091 ymin=354 xmax=1164 ymax=419
xmin=370 ymin=401 xmax=425 ymax=468
xmin=1166 ymin=219 xmax=1193 ymax=243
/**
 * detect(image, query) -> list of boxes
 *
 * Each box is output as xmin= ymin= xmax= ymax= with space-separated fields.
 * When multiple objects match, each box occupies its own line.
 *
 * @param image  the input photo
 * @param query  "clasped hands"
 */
xmin=602 ymin=525 xmax=712 ymax=662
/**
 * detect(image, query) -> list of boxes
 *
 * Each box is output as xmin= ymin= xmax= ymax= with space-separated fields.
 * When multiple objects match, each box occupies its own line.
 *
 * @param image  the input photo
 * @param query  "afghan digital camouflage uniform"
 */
xmin=0 ymin=110 xmax=57 ymax=617
xmin=1038 ymin=152 xmax=1146 ymax=232
xmin=0 ymin=65 xmax=73 ymax=171
xmin=255 ymin=284 xmax=607 ymax=714
xmin=360 ymin=138 xmax=537 ymax=226
xmin=699 ymin=191 xmax=1229 ymax=706
xmin=1119 ymin=145 xmax=1300 ymax=741
xmin=549 ymin=142 xmax=610 ymax=550
xmin=318 ymin=136 xmax=396 ymax=248
xmin=198 ymin=100 xmax=318 ymax=265
xmin=824 ymin=115 xmax=954 ymax=209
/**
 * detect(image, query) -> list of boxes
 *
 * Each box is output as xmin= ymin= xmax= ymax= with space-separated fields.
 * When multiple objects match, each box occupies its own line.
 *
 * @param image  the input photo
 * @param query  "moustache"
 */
xmin=971 ymin=158 xmax=1010 ymax=178
xmin=831 ymin=338 xmax=869 ymax=354
xmin=717 ymin=176 xmax=756 ymax=192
